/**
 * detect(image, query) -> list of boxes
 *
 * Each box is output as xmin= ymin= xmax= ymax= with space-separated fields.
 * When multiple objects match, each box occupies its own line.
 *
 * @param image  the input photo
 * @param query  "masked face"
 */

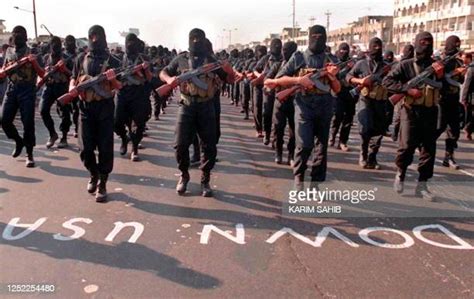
xmin=368 ymin=38 xmax=383 ymax=61
xmin=445 ymin=35 xmax=461 ymax=56
xmin=415 ymin=32 xmax=433 ymax=62
xmin=308 ymin=25 xmax=327 ymax=54
xmin=50 ymin=36 xmax=62 ymax=57
xmin=383 ymin=51 xmax=394 ymax=63
xmin=189 ymin=28 xmax=207 ymax=57
xmin=65 ymin=35 xmax=76 ymax=54
xmin=12 ymin=26 xmax=27 ymax=48
xmin=270 ymin=39 xmax=282 ymax=57
xmin=282 ymin=41 xmax=297 ymax=61
xmin=402 ymin=45 xmax=414 ymax=60
xmin=125 ymin=33 xmax=139 ymax=56
xmin=88 ymin=25 xmax=107 ymax=53
xmin=256 ymin=46 xmax=267 ymax=59
xmin=337 ymin=43 xmax=350 ymax=60
xmin=246 ymin=50 xmax=254 ymax=59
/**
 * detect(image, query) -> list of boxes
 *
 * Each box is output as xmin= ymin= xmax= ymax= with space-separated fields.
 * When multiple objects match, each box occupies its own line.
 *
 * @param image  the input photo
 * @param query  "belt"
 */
xmin=180 ymin=93 xmax=211 ymax=104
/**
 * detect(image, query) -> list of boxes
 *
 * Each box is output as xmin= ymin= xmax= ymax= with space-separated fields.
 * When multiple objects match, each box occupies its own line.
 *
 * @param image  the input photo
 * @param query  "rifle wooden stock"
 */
xmin=389 ymin=93 xmax=405 ymax=106
xmin=156 ymin=81 xmax=178 ymax=98
xmin=0 ymin=56 xmax=30 ymax=79
xmin=57 ymin=89 xmax=80 ymax=105
xmin=276 ymin=85 xmax=301 ymax=103
xmin=251 ymin=73 xmax=265 ymax=86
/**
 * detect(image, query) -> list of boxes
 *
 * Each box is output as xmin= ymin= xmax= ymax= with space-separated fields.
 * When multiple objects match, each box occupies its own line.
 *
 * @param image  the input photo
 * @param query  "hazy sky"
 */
xmin=1 ymin=0 xmax=393 ymax=50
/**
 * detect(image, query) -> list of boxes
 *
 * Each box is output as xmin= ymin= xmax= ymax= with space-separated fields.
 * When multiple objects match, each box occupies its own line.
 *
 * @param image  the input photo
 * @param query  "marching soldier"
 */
xmin=70 ymin=25 xmax=121 ymax=202
xmin=460 ymin=52 xmax=473 ymax=140
xmin=266 ymin=25 xmax=341 ymax=190
xmin=0 ymin=26 xmax=45 ymax=168
xmin=383 ymin=32 xmax=445 ymax=199
xmin=160 ymin=28 xmax=235 ymax=197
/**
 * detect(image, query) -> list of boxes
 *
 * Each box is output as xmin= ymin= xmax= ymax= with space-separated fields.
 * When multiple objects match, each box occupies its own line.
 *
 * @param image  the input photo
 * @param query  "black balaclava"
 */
xmin=157 ymin=45 xmax=164 ymax=56
xmin=64 ymin=35 xmax=76 ymax=54
xmin=12 ymin=25 xmax=27 ymax=48
xmin=282 ymin=41 xmax=297 ymax=61
xmin=256 ymin=45 xmax=267 ymax=60
xmin=189 ymin=28 xmax=207 ymax=57
xmin=401 ymin=44 xmax=414 ymax=60
xmin=88 ymin=25 xmax=107 ymax=54
xmin=383 ymin=50 xmax=394 ymax=63
xmin=414 ymin=31 xmax=433 ymax=63
xmin=149 ymin=46 xmax=158 ymax=58
xmin=50 ymin=36 xmax=62 ymax=58
xmin=125 ymin=33 xmax=140 ymax=56
xmin=230 ymin=49 xmax=239 ymax=58
xmin=445 ymin=35 xmax=461 ymax=56
xmin=337 ymin=42 xmax=350 ymax=61
xmin=205 ymin=38 xmax=214 ymax=55
xmin=308 ymin=25 xmax=326 ymax=54
xmin=246 ymin=49 xmax=254 ymax=59
xmin=368 ymin=37 xmax=383 ymax=61
xmin=138 ymin=39 xmax=145 ymax=54
xmin=270 ymin=38 xmax=282 ymax=57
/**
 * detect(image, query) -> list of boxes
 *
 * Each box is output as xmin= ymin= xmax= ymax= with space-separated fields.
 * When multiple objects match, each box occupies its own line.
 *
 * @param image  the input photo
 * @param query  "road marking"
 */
xmin=435 ymin=159 xmax=474 ymax=177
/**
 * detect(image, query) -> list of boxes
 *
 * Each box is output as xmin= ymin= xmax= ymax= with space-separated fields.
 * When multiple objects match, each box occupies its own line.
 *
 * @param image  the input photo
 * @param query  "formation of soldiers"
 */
xmin=0 ymin=24 xmax=473 ymax=203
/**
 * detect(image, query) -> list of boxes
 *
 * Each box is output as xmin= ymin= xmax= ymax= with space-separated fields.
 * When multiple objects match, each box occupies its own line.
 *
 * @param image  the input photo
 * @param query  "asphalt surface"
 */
xmin=0 ymin=94 xmax=473 ymax=298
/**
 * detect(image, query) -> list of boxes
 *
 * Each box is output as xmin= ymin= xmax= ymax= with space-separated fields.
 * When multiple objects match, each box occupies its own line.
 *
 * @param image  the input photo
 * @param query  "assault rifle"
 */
xmin=0 ymin=55 xmax=42 ymax=80
xmin=36 ymin=55 xmax=75 ymax=88
xmin=156 ymin=61 xmax=222 ymax=98
xmin=349 ymin=61 xmax=396 ymax=98
xmin=57 ymin=62 xmax=150 ymax=105
xmin=276 ymin=58 xmax=359 ymax=103
xmin=389 ymin=51 xmax=460 ymax=106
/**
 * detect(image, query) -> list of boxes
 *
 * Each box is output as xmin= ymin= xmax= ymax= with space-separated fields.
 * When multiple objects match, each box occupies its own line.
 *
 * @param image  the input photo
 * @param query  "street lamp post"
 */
xmin=223 ymin=28 xmax=237 ymax=48
xmin=13 ymin=0 xmax=38 ymax=40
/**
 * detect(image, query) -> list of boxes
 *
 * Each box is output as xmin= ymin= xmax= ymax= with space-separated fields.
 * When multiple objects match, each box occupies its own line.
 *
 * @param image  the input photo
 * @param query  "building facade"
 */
xmin=393 ymin=0 xmax=474 ymax=51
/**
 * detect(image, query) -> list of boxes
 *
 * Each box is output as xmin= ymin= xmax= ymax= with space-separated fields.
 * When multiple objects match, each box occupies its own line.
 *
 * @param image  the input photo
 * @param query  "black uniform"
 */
xmin=72 ymin=26 xmax=121 ymax=185
xmin=346 ymin=38 xmax=389 ymax=169
xmin=330 ymin=43 xmax=357 ymax=148
xmin=0 ymin=26 xmax=40 ymax=167
xmin=252 ymin=46 xmax=268 ymax=136
xmin=276 ymin=25 xmax=337 ymax=186
xmin=460 ymin=62 xmax=474 ymax=137
xmin=382 ymin=31 xmax=441 ymax=195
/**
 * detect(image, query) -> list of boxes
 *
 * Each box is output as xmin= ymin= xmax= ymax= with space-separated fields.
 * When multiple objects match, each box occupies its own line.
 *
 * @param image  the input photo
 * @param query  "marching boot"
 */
xmin=201 ymin=172 xmax=213 ymax=197
xmin=415 ymin=181 xmax=434 ymax=201
xmin=119 ymin=135 xmax=129 ymax=156
xmin=12 ymin=137 xmax=24 ymax=158
xmin=393 ymin=168 xmax=405 ymax=194
xmin=46 ymin=132 xmax=59 ymax=149
xmin=131 ymin=145 xmax=140 ymax=162
xmin=176 ymin=172 xmax=190 ymax=195
xmin=366 ymin=153 xmax=381 ymax=170
xmin=294 ymin=175 xmax=304 ymax=192
xmin=275 ymin=150 xmax=283 ymax=164
xmin=442 ymin=152 xmax=459 ymax=170
xmin=25 ymin=147 xmax=35 ymax=168
xmin=87 ymin=173 xmax=99 ymax=194
xmin=57 ymin=132 xmax=69 ymax=148
xmin=95 ymin=174 xmax=108 ymax=203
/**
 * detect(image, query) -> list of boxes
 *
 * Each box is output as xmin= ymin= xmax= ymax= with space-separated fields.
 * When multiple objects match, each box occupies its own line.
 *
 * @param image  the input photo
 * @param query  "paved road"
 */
xmin=0 ymin=96 xmax=473 ymax=298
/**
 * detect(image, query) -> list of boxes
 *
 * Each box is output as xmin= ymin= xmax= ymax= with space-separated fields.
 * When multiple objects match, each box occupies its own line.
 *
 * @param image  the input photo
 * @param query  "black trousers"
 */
xmin=253 ymin=85 xmax=264 ymax=133
xmin=293 ymin=94 xmax=333 ymax=182
xmin=175 ymin=99 xmax=217 ymax=183
xmin=40 ymin=83 xmax=72 ymax=136
xmin=330 ymin=90 xmax=356 ymax=145
xmin=243 ymin=82 xmax=251 ymax=113
xmin=0 ymin=82 xmax=36 ymax=149
xmin=78 ymin=98 xmax=115 ymax=176
xmin=114 ymin=87 xmax=149 ymax=148
xmin=356 ymin=98 xmax=386 ymax=162
xmin=396 ymin=105 xmax=437 ymax=181
xmin=272 ymin=96 xmax=295 ymax=159
xmin=263 ymin=89 xmax=275 ymax=139
xmin=437 ymin=97 xmax=461 ymax=155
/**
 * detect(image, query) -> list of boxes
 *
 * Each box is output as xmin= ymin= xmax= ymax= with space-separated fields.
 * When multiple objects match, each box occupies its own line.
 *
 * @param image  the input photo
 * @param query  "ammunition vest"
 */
xmin=45 ymin=55 xmax=69 ymax=85
xmin=78 ymin=54 xmax=113 ymax=102
xmin=7 ymin=48 xmax=36 ymax=84
xmin=179 ymin=57 xmax=218 ymax=99
xmin=296 ymin=54 xmax=333 ymax=95
xmin=122 ymin=54 xmax=147 ymax=86
xmin=361 ymin=60 xmax=388 ymax=100
xmin=404 ymin=62 xmax=440 ymax=108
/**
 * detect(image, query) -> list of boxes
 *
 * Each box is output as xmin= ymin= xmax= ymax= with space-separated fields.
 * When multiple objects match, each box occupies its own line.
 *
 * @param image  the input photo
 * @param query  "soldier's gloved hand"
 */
xmin=432 ymin=61 xmax=444 ymax=79
xmin=166 ymin=76 xmax=177 ymax=85
xmin=298 ymin=73 xmax=315 ymax=90
xmin=264 ymin=78 xmax=278 ymax=90
xmin=105 ymin=69 xmax=116 ymax=81
xmin=407 ymin=88 xmax=423 ymax=99
xmin=27 ymin=54 xmax=36 ymax=62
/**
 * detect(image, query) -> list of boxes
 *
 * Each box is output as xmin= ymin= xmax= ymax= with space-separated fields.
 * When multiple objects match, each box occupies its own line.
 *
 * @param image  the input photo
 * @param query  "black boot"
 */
xmin=201 ymin=173 xmax=213 ymax=197
xmin=366 ymin=153 xmax=381 ymax=170
xmin=294 ymin=175 xmax=304 ymax=192
xmin=359 ymin=153 xmax=368 ymax=168
xmin=393 ymin=169 xmax=405 ymax=194
xmin=57 ymin=132 xmax=68 ymax=148
xmin=87 ymin=173 xmax=99 ymax=194
xmin=25 ymin=147 xmax=35 ymax=168
xmin=275 ymin=151 xmax=283 ymax=164
xmin=442 ymin=152 xmax=459 ymax=170
xmin=12 ymin=137 xmax=24 ymax=158
xmin=95 ymin=174 xmax=108 ymax=203
xmin=176 ymin=172 xmax=190 ymax=195
xmin=46 ymin=132 xmax=59 ymax=149
xmin=131 ymin=145 xmax=140 ymax=162
xmin=119 ymin=135 xmax=129 ymax=156
xmin=415 ymin=181 xmax=434 ymax=201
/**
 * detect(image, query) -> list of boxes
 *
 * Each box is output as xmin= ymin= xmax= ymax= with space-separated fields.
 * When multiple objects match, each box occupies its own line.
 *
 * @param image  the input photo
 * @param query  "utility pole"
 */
xmin=325 ymin=10 xmax=332 ymax=32
xmin=292 ymin=0 xmax=296 ymax=40
xmin=223 ymin=28 xmax=238 ymax=47
xmin=309 ymin=16 xmax=316 ymax=27
xmin=32 ymin=0 xmax=37 ymax=40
